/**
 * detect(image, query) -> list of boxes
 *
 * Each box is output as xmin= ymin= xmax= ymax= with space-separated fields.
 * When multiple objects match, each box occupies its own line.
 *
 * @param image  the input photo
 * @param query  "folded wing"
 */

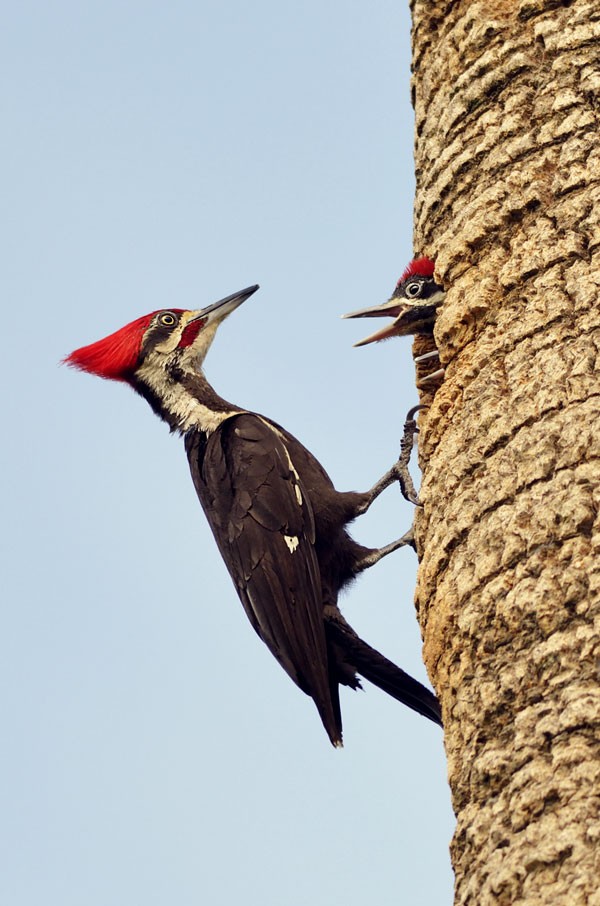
xmin=185 ymin=413 xmax=342 ymax=744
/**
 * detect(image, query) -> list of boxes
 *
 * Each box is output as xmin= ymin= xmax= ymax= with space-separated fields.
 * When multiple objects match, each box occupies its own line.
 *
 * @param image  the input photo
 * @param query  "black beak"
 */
xmin=190 ymin=284 xmax=260 ymax=323
xmin=342 ymin=299 xmax=406 ymax=320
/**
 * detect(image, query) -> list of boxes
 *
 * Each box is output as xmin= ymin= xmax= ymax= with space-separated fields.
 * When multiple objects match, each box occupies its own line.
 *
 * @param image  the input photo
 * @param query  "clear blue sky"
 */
xmin=2 ymin=2 xmax=454 ymax=903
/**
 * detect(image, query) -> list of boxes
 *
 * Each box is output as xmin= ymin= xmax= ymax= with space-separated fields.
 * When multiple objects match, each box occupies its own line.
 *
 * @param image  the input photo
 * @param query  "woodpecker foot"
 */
xmin=415 ymin=347 xmax=444 ymax=386
xmin=396 ymin=405 xmax=423 ymax=505
xmin=354 ymin=527 xmax=416 ymax=573
xmin=353 ymin=405 xmax=424 ymax=514
xmin=417 ymin=367 xmax=445 ymax=385
xmin=355 ymin=466 xmax=403 ymax=515
xmin=413 ymin=349 xmax=440 ymax=364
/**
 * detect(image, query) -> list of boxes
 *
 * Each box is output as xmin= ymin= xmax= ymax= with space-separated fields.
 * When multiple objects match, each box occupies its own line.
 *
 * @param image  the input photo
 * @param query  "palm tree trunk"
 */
xmin=410 ymin=1 xmax=600 ymax=902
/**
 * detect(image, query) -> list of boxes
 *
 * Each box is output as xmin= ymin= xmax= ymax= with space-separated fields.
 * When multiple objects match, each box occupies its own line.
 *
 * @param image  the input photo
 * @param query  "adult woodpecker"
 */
xmin=343 ymin=258 xmax=445 ymax=378
xmin=66 ymin=286 xmax=441 ymax=746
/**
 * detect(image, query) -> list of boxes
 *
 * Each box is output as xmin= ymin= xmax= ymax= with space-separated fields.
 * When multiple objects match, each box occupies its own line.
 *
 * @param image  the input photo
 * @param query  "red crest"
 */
xmin=65 ymin=312 xmax=159 ymax=381
xmin=398 ymin=257 xmax=436 ymax=285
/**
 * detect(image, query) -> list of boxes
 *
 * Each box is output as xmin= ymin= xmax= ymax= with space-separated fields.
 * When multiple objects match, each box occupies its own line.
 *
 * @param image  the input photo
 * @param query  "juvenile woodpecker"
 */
xmin=66 ymin=286 xmax=441 ymax=746
xmin=343 ymin=258 xmax=445 ymax=378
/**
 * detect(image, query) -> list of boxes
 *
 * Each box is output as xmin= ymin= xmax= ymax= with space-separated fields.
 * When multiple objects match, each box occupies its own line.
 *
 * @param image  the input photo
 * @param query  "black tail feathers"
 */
xmin=325 ymin=615 xmax=442 ymax=727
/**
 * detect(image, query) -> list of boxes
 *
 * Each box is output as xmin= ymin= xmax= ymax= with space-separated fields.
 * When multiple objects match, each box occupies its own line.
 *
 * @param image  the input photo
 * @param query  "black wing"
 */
xmin=185 ymin=413 xmax=342 ymax=745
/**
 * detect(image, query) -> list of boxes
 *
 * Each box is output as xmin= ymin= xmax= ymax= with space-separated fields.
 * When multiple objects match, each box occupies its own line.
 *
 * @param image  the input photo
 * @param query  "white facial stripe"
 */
xmin=189 ymin=319 xmax=220 ymax=367
xmin=135 ymin=309 xmax=242 ymax=433
xmin=404 ymin=288 xmax=445 ymax=309
xmin=136 ymin=358 xmax=238 ymax=434
xmin=151 ymin=312 xmax=195 ymax=354
xmin=150 ymin=310 xmax=220 ymax=358
xmin=427 ymin=288 xmax=446 ymax=306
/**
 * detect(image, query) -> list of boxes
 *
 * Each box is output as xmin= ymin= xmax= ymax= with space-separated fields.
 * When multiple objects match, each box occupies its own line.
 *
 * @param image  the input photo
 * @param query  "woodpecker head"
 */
xmin=66 ymin=284 xmax=259 ymax=432
xmin=342 ymin=258 xmax=444 ymax=347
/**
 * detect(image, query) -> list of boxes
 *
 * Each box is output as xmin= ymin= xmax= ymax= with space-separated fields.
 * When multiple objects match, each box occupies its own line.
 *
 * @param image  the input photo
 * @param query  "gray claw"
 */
xmin=414 ymin=349 xmax=440 ymax=364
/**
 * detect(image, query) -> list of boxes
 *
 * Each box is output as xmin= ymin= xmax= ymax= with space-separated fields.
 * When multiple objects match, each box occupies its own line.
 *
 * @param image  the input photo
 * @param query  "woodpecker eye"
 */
xmin=158 ymin=312 xmax=178 ymax=327
xmin=405 ymin=281 xmax=423 ymax=298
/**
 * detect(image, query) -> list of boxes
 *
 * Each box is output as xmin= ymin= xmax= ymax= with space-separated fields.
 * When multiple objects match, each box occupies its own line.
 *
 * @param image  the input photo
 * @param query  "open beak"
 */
xmin=352 ymin=318 xmax=412 ymax=347
xmin=343 ymin=287 xmax=445 ymax=347
xmin=189 ymin=284 xmax=260 ymax=324
xmin=342 ymin=297 xmax=411 ymax=347
xmin=348 ymin=302 xmax=439 ymax=347
xmin=342 ymin=299 xmax=406 ymax=320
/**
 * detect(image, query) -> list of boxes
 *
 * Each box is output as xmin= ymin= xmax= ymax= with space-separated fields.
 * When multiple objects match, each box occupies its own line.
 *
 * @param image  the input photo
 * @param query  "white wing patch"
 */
xmin=257 ymin=417 xmax=304 ymax=505
xmin=284 ymin=534 xmax=300 ymax=553
xmin=286 ymin=458 xmax=303 ymax=502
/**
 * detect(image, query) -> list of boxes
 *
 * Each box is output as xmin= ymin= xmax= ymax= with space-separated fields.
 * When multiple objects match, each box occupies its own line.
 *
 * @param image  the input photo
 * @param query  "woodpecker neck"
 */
xmin=131 ymin=361 xmax=241 ymax=435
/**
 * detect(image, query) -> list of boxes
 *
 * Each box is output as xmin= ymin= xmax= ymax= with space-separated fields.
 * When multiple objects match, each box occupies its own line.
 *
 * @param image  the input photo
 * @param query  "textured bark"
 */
xmin=409 ymin=1 xmax=600 ymax=904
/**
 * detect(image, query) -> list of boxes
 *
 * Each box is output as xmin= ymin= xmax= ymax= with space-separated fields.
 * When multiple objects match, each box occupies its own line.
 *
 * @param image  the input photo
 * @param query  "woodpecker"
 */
xmin=66 ymin=286 xmax=441 ymax=746
xmin=342 ymin=258 xmax=445 ymax=378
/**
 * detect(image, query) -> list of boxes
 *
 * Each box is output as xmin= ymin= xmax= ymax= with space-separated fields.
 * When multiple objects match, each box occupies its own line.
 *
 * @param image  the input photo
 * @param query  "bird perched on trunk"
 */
xmin=66 ymin=285 xmax=441 ymax=745
xmin=343 ymin=258 xmax=445 ymax=380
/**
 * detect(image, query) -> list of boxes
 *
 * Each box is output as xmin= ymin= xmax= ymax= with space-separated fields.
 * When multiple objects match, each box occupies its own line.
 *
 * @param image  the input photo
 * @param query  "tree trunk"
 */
xmin=409 ymin=1 xmax=600 ymax=903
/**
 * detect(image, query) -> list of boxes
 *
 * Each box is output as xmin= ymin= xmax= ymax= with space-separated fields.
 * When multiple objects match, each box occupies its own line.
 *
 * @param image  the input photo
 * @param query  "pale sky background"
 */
xmin=2 ymin=2 xmax=455 ymax=904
